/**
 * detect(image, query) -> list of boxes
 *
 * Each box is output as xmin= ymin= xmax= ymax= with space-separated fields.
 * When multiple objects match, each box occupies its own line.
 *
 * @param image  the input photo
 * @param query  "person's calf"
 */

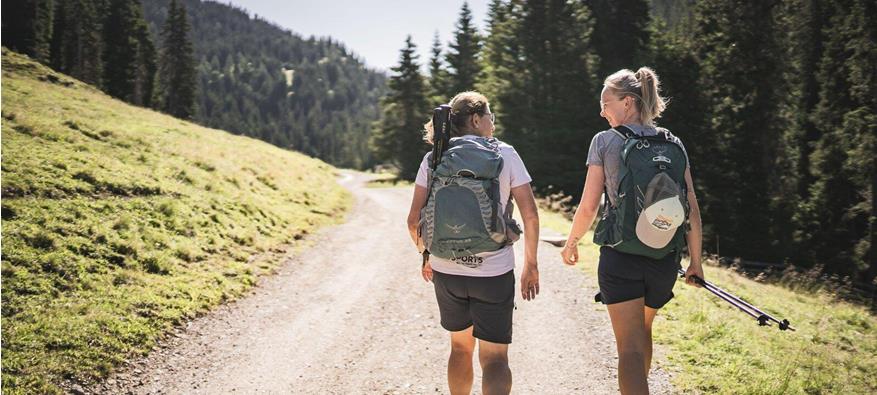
xmin=478 ymin=340 xmax=511 ymax=395
xmin=480 ymin=359 xmax=511 ymax=395
xmin=643 ymin=334 xmax=653 ymax=375
xmin=617 ymin=350 xmax=648 ymax=395
xmin=447 ymin=350 xmax=474 ymax=395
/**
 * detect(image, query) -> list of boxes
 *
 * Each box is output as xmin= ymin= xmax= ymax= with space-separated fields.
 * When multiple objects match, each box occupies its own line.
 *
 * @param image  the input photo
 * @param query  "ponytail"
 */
xmin=634 ymin=67 xmax=666 ymax=126
xmin=604 ymin=67 xmax=668 ymax=126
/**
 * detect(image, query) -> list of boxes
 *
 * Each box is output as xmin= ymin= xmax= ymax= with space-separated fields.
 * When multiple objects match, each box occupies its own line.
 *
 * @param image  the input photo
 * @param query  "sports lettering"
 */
xmin=452 ymin=255 xmax=484 ymax=267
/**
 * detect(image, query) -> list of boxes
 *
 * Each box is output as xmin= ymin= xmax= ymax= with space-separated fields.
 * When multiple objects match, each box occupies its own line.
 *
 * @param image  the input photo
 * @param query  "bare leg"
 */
xmin=643 ymin=306 xmax=659 ymax=375
xmin=478 ymin=339 xmax=511 ymax=395
xmin=448 ymin=327 xmax=476 ymax=395
xmin=607 ymin=298 xmax=649 ymax=395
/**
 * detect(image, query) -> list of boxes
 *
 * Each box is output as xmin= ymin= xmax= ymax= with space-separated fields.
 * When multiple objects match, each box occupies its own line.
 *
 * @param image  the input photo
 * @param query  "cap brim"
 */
xmin=636 ymin=211 xmax=677 ymax=249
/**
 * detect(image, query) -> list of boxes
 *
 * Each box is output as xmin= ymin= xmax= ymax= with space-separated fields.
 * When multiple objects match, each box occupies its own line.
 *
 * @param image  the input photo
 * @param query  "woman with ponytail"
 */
xmin=561 ymin=68 xmax=705 ymax=394
xmin=407 ymin=91 xmax=540 ymax=395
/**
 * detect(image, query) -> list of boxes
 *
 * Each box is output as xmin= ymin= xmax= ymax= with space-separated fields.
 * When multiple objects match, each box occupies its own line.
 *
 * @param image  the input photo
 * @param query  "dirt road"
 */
xmin=95 ymin=171 xmax=675 ymax=394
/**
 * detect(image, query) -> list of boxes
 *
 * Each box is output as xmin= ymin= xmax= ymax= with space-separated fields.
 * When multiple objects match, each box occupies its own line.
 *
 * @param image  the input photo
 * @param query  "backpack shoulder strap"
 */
xmin=609 ymin=129 xmax=626 ymax=141
xmin=613 ymin=125 xmax=638 ymax=140
xmin=614 ymin=126 xmax=641 ymax=164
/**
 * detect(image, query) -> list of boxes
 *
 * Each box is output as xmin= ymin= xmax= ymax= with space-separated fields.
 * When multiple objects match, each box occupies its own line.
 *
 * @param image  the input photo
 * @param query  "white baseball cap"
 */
xmin=636 ymin=172 xmax=685 ymax=248
xmin=636 ymin=195 xmax=684 ymax=248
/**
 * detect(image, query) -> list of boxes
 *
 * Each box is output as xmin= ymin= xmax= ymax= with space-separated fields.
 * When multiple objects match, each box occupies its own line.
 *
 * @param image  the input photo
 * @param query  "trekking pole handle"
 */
xmin=430 ymin=105 xmax=452 ymax=171
xmin=678 ymin=268 xmax=705 ymax=286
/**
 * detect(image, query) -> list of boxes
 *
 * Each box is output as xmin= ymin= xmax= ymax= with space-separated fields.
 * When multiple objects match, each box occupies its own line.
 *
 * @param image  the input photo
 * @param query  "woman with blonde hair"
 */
xmin=561 ymin=68 xmax=704 ymax=394
xmin=407 ymin=91 xmax=540 ymax=395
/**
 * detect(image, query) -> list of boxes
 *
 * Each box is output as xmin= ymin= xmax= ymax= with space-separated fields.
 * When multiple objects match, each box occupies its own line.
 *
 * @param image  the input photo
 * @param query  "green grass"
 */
xmin=0 ymin=49 xmax=352 ymax=394
xmin=537 ymin=206 xmax=877 ymax=394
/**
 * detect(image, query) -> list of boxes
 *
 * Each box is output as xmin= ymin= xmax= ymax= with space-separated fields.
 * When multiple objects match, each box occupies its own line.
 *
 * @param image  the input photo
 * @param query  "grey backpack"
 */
xmin=420 ymin=137 xmax=521 ymax=261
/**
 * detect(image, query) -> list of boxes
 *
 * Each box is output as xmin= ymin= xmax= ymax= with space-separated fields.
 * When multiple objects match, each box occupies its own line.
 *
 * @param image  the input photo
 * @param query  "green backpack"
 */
xmin=419 ymin=137 xmax=521 ymax=261
xmin=593 ymin=126 xmax=689 ymax=259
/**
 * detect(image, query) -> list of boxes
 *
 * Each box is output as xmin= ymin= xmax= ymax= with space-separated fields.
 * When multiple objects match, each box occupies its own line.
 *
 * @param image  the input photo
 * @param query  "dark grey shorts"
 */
xmin=432 ymin=270 xmax=515 ymax=344
xmin=597 ymin=246 xmax=681 ymax=309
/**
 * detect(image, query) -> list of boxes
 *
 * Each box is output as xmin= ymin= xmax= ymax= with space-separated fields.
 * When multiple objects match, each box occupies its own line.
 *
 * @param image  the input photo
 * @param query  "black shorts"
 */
xmin=597 ymin=246 xmax=681 ymax=309
xmin=432 ymin=270 xmax=515 ymax=344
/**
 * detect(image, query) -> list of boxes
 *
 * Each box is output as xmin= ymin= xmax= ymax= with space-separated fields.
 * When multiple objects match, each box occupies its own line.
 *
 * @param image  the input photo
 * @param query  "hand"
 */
xmin=520 ymin=263 xmax=539 ymax=300
xmin=684 ymin=263 xmax=704 ymax=287
xmin=421 ymin=258 xmax=433 ymax=282
xmin=561 ymin=243 xmax=579 ymax=265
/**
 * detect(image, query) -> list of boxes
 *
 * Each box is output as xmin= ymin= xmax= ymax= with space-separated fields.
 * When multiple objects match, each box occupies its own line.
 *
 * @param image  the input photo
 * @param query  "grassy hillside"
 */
xmin=537 ymin=209 xmax=877 ymax=394
xmin=0 ymin=49 xmax=351 ymax=394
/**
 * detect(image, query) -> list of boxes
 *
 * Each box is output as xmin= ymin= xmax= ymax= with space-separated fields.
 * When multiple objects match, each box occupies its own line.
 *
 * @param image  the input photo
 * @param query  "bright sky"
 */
xmin=224 ymin=0 xmax=489 ymax=73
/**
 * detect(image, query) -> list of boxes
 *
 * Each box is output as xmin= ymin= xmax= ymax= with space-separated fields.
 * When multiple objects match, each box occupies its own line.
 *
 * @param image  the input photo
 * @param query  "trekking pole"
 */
xmin=701 ymin=278 xmax=795 ymax=331
xmin=422 ymin=105 xmax=452 ymax=267
xmin=679 ymin=270 xmax=769 ymax=325
xmin=679 ymin=269 xmax=795 ymax=331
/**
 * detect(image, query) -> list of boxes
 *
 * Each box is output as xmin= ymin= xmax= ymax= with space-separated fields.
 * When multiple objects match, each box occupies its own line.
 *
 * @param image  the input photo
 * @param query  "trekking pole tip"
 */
xmin=757 ymin=314 xmax=770 ymax=326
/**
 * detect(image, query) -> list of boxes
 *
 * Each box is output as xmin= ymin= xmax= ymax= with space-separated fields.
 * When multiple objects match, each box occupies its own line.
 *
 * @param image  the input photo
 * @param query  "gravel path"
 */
xmin=92 ymin=171 xmax=675 ymax=394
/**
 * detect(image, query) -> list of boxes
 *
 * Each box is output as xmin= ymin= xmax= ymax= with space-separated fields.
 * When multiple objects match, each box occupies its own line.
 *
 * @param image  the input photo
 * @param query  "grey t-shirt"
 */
xmin=586 ymin=124 xmax=690 ymax=208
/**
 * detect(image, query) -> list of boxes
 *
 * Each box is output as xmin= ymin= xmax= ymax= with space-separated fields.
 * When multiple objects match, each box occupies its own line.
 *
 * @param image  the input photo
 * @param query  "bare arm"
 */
xmin=512 ymin=182 xmax=540 ymax=300
xmin=511 ymin=183 xmax=539 ymax=266
xmin=561 ymin=166 xmax=605 ymax=265
xmin=683 ymin=168 xmax=704 ymax=284
xmin=407 ymin=184 xmax=428 ymax=250
xmin=567 ymin=165 xmax=605 ymax=246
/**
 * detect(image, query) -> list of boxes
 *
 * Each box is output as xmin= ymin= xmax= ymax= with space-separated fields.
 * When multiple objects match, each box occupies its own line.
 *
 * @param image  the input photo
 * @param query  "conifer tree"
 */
xmin=768 ymin=0 xmax=830 ymax=262
xmin=802 ymin=0 xmax=874 ymax=279
xmin=157 ymin=0 xmax=197 ymax=118
xmin=481 ymin=0 xmax=600 ymax=197
xmin=135 ymin=14 xmax=157 ymax=107
xmin=692 ymin=0 xmax=786 ymax=260
xmin=778 ymin=0 xmax=828 ymax=200
xmin=445 ymin=2 xmax=483 ymax=96
xmin=427 ymin=32 xmax=449 ymax=106
xmin=50 ymin=0 xmax=103 ymax=86
xmin=477 ymin=0 xmax=523 ymax=130
xmin=102 ymin=0 xmax=136 ymax=100
xmin=2 ymin=0 xmax=55 ymax=63
xmin=103 ymin=0 xmax=155 ymax=106
xmin=370 ymin=36 xmax=429 ymax=180
xmin=649 ymin=0 xmax=696 ymax=37
xmin=49 ymin=0 xmax=69 ymax=68
xmin=844 ymin=0 xmax=875 ymax=284
xmin=587 ymin=0 xmax=651 ymax=77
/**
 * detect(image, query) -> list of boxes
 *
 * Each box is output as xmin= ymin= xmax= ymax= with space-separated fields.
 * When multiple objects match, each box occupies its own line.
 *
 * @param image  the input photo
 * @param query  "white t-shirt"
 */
xmin=415 ymin=135 xmax=532 ymax=277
